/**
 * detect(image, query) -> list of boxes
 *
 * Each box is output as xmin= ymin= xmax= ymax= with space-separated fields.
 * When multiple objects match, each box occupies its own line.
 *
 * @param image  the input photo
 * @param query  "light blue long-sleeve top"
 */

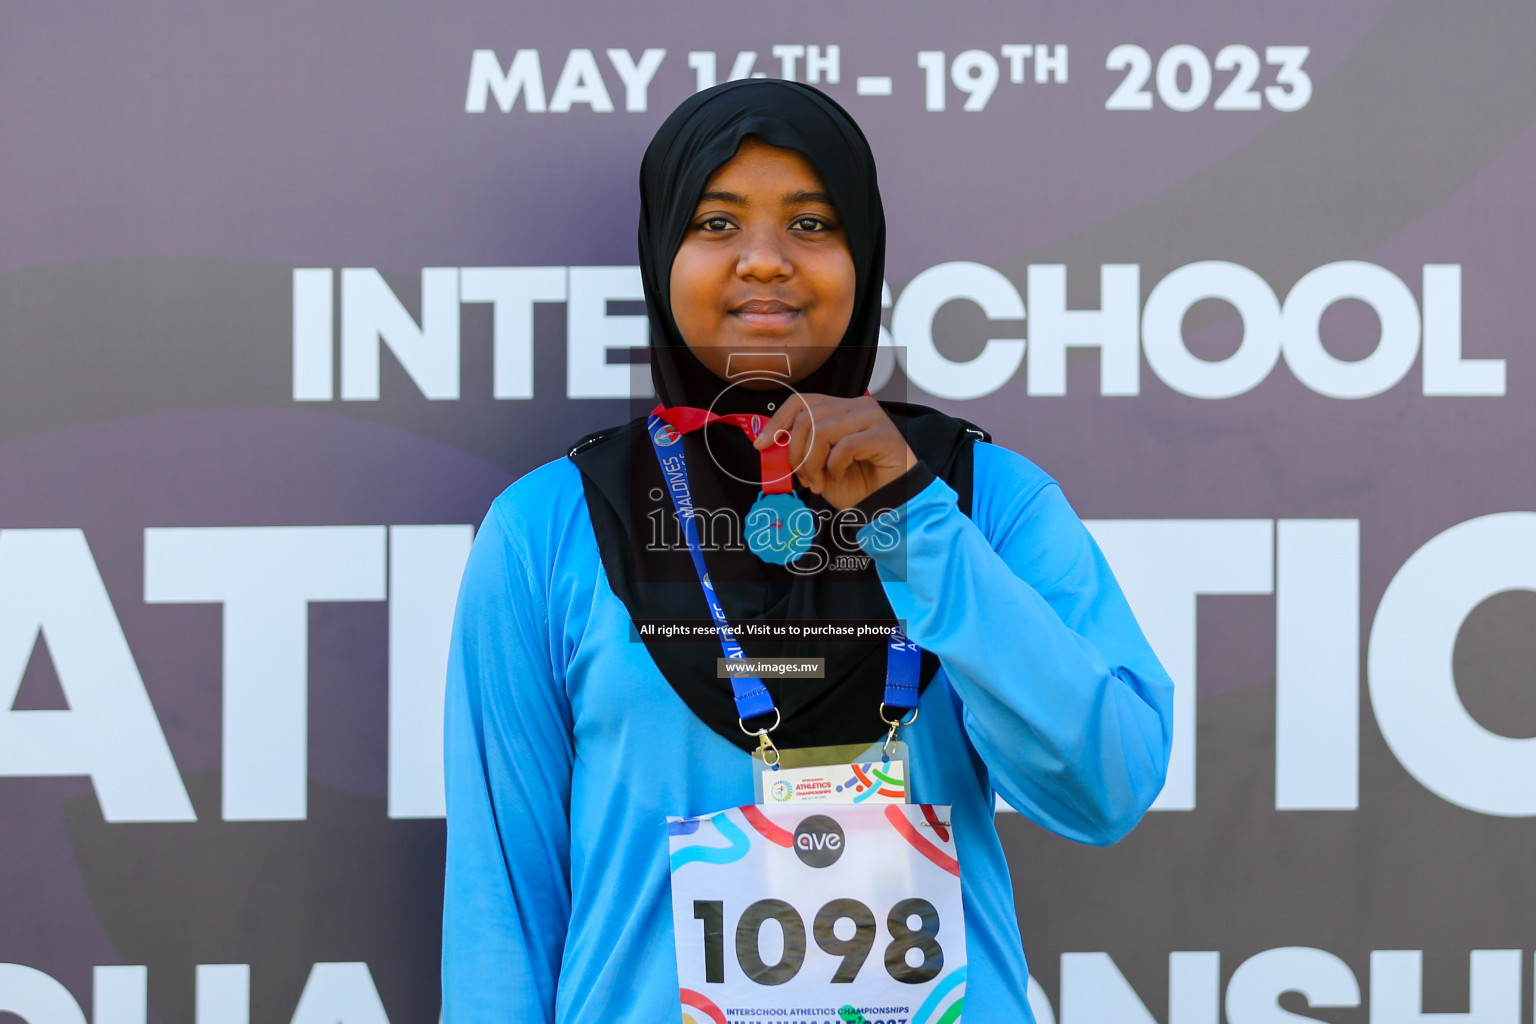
xmin=442 ymin=441 xmax=1174 ymax=1023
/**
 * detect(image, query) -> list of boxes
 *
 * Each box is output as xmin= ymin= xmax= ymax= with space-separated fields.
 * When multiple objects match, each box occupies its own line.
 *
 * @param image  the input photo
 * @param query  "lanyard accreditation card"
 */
xmin=650 ymin=410 xmax=968 ymax=1024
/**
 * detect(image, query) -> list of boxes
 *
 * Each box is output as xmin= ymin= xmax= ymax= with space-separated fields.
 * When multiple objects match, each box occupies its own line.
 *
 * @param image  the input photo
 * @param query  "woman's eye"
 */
xmin=698 ymin=217 xmax=733 ymax=232
xmin=792 ymin=216 xmax=829 ymax=232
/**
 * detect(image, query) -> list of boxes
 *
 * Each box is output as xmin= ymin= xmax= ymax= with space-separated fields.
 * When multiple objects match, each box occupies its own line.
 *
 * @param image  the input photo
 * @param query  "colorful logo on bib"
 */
xmin=910 ymin=966 xmax=967 ymax=1024
xmin=652 ymin=422 xmax=682 ymax=447
xmin=770 ymin=779 xmax=794 ymax=803
xmin=679 ymin=987 xmax=726 ymax=1024
xmin=837 ymin=761 xmax=907 ymax=803
xmin=792 ymin=814 xmax=845 ymax=868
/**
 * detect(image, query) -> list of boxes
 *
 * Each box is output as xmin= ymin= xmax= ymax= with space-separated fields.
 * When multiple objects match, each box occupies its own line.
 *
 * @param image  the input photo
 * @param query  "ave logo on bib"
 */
xmin=792 ymin=815 xmax=845 ymax=867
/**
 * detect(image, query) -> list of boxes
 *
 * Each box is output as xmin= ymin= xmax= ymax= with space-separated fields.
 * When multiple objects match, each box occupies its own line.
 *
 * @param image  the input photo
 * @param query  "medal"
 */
xmin=745 ymin=490 xmax=815 ymax=564
xmin=650 ymin=403 xmax=809 ymax=565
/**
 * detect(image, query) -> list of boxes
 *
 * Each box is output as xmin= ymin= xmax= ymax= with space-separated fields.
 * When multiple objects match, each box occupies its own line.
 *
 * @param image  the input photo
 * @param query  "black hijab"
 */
xmin=570 ymin=80 xmax=988 ymax=752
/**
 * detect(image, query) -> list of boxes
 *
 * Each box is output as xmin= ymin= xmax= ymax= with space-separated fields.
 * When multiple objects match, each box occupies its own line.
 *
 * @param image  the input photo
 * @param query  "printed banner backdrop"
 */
xmin=3 ymin=2 xmax=1535 ymax=1022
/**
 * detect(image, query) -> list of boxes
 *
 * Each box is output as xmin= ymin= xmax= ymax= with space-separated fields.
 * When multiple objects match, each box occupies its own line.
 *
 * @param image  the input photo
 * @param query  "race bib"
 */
xmin=668 ymin=803 xmax=967 ymax=1024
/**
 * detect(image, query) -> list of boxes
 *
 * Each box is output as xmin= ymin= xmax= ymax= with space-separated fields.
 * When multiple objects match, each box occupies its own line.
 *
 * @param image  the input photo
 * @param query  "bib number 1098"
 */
xmin=693 ymin=897 xmax=944 ymax=986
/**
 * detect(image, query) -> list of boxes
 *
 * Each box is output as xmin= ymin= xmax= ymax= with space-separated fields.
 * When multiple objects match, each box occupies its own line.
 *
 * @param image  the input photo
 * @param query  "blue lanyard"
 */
xmin=647 ymin=412 xmax=921 ymax=728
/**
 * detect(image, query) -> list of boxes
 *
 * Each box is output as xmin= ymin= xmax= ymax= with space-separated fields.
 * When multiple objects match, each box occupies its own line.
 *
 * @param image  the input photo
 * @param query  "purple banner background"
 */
xmin=2 ymin=2 xmax=1534 ymax=1022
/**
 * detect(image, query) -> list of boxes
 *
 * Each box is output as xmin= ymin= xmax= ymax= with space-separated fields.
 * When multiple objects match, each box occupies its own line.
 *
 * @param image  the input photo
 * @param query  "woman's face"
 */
xmin=669 ymin=137 xmax=856 ymax=390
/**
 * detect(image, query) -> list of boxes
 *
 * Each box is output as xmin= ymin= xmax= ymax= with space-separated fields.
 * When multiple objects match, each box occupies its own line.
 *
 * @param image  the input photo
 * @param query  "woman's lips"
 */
xmin=731 ymin=299 xmax=800 ymax=330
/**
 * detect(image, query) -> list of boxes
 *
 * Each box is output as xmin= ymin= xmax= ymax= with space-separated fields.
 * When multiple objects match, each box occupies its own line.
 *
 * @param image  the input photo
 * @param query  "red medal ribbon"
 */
xmin=652 ymin=404 xmax=794 ymax=494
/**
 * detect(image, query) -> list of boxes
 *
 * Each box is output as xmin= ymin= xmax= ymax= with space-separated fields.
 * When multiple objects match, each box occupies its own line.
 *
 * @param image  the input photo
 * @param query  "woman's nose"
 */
xmin=735 ymin=229 xmax=792 ymax=282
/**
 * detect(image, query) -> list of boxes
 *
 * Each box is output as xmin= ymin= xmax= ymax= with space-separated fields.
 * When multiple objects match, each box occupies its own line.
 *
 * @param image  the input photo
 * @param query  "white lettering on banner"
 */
xmin=687 ymin=50 xmax=717 ymax=91
xmin=566 ymin=266 xmax=652 ymax=399
xmin=297 ymin=261 xmax=1503 ymax=402
xmin=196 ymin=965 xmax=250 ymax=1024
xmin=387 ymin=525 xmax=473 ymax=819
xmin=292 ymin=269 xmax=334 ymax=402
xmin=1001 ymin=44 xmax=1033 ymax=83
xmin=0 ymin=964 xmax=88 ymax=1024
xmin=915 ymin=47 xmax=1068 ymax=111
xmin=891 ymin=261 xmax=1025 ymax=400
xmin=1157 ymin=45 xmax=1213 ymax=112
xmin=1422 ymin=264 xmax=1506 ymax=396
xmin=1060 ymin=952 xmax=1151 ymax=1024
xmin=4 ymin=516 xmax=1532 ymax=821
xmin=1059 ymin=950 xmax=1220 ymax=1024
xmin=465 ymin=49 xmax=546 ymax=113
xmin=1368 ymin=512 xmax=1536 ymax=816
xmin=918 ymin=51 xmax=946 ymax=111
xmin=805 ymin=44 xmax=840 ymax=85
xmin=93 ymin=967 xmax=146 ymax=1024
xmin=1107 ymin=44 xmax=1310 ymax=113
xmin=1035 ymin=44 xmax=1069 ymax=84
xmin=1281 ymin=261 xmax=1422 ymax=399
xmin=470 ymin=44 xmax=1098 ymax=112
xmin=1169 ymin=952 xmax=1223 ymax=1024
xmin=548 ymin=49 xmax=613 ymax=113
xmin=1369 ymin=950 xmax=1521 ymax=1024
xmin=1085 ymin=520 xmax=1274 ymax=812
xmin=770 ymin=43 xmax=804 ymax=80
xmin=605 ymin=49 xmax=666 ymax=112
xmin=458 ymin=267 xmax=566 ymax=400
xmin=340 ymin=268 xmax=460 ymax=401
xmin=144 ymin=527 xmax=388 ymax=821
xmin=1276 ymin=520 xmax=1360 ymax=810
xmin=951 ymin=50 xmax=1000 ymax=111
xmin=726 ymin=51 xmax=759 ymax=82
xmin=2 ymin=952 xmax=1527 ymax=1024
xmin=1212 ymin=46 xmax=1263 ymax=113
xmin=0 ymin=530 xmax=195 ymax=822
xmin=467 ymin=48 xmax=667 ymax=114
xmin=1225 ymin=946 xmax=1360 ymax=1023
xmin=1142 ymin=261 xmax=1284 ymax=399
xmin=1 ymin=525 xmax=468 ymax=824
xmin=1025 ymin=264 xmax=1141 ymax=396
xmin=289 ymin=964 xmax=391 ymax=1024
xmin=0 ymin=964 xmax=377 ymax=1024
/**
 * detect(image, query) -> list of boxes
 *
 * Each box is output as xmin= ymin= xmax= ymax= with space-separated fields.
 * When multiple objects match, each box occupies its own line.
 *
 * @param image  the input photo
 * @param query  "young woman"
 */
xmin=442 ymin=80 xmax=1174 ymax=1023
